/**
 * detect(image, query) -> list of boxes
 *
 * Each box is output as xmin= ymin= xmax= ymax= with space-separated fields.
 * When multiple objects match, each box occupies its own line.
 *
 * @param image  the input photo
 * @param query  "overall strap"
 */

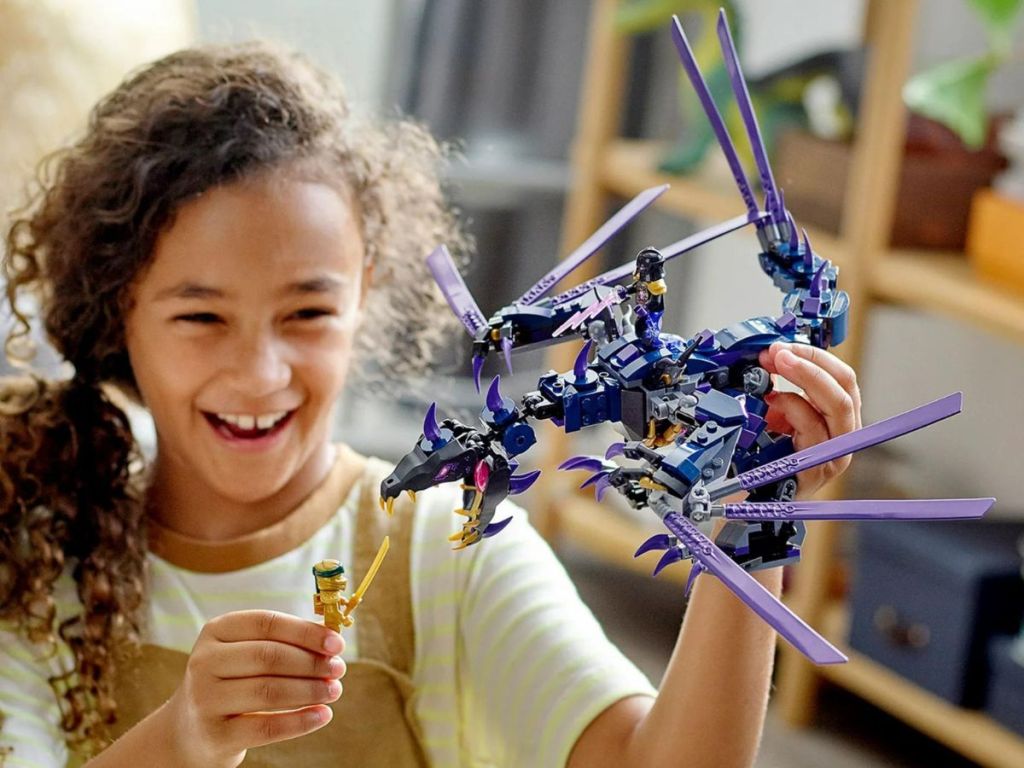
xmin=351 ymin=456 xmax=416 ymax=675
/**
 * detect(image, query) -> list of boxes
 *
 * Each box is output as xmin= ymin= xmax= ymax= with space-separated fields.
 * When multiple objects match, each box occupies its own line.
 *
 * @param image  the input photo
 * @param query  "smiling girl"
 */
xmin=1 ymin=40 xmax=860 ymax=768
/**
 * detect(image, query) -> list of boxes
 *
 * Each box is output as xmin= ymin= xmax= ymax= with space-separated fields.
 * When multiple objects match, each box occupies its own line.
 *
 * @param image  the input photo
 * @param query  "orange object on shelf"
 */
xmin=967 ymin=188 xmax=1024 ymax=295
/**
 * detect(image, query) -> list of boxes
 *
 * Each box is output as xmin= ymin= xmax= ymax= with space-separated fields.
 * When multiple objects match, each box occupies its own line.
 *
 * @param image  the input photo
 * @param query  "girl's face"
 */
xmin=125 ymin=174 xmax=366 ymax=509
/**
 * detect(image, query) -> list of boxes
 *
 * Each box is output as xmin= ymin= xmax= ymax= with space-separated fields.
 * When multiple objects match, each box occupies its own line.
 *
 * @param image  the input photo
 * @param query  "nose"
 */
xmin=224 ymin=329 xmax=291 ymax=397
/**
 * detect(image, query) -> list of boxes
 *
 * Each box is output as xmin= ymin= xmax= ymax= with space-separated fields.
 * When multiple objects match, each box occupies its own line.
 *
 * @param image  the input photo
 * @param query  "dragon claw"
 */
xmin=653 ymin=547 xmax=685 ymax=577
xmin=634 ymin=534 xmax=675 ymax=557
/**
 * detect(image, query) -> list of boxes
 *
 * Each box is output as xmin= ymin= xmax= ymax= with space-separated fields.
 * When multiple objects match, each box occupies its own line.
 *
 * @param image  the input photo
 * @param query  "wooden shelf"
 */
xmin=818 ymin=604 xmax=1024 ymax=768
xmin=600 ymin=139 xmax=844 ymax=259
xmin=871 ymin=249 xmax=1024 ymax=344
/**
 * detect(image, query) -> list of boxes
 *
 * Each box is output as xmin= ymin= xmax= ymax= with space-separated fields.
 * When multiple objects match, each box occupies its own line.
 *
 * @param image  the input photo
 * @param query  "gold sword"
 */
xmin=341 ymin=535 xmax=390 ymax=623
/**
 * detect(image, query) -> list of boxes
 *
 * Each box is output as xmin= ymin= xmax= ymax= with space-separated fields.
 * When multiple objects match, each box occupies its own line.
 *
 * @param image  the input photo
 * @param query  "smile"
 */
xmin=202 ymin=409 xmax=295 ymax=442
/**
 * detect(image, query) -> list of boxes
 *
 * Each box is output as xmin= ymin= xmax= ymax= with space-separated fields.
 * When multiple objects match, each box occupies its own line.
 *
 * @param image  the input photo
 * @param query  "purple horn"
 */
xmin=486 ymin=375 xmax=505 ymax=413
xmin=423 ymin=402 xmax=442 ymax=443
xmin=573 ymin=340 xmax=594 ymax=381
xmin=802 ymin=228 xmax=814 ymax=270
xmin=787 ymin=212 xmax=799 ymax=252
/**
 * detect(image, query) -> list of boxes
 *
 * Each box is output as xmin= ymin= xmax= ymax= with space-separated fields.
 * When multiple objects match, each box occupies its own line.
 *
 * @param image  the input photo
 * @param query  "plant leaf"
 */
xmin=967 ymin=0 xmax=1024 ymax=53
xmin=903 ymin=55 xmax=997 ymax=148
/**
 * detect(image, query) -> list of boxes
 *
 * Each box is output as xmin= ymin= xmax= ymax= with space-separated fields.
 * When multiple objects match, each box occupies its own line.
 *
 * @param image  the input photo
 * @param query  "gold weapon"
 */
xmin=341 ymin=535 xmax=390 ymax=623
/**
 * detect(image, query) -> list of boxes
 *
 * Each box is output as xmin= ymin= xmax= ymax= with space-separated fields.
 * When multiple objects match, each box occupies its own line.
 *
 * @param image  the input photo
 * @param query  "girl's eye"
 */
xmin=289 ymin=308 xmax=335 ymax=321
xmin=174 ymin=312 xmax=222 ymax=324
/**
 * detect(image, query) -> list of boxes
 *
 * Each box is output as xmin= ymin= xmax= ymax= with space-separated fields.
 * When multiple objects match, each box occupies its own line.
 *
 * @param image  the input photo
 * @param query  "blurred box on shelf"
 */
xmin=967 ymin=187 xmax=1024 ymax=296
xmin=987 ymin=634 xmax=1024 ymax=736
xmin=775 ymin=116 xmax=1006 ymax=251
xmin=848 ymin=520 xmax=1024 ymax=707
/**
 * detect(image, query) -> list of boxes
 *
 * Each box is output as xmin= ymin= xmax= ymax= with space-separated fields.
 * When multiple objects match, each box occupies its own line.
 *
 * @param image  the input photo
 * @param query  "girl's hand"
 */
xmin=164 ymin=610 xmax=346 ymax=768
xmin=757 ymin=342 xmax=862 ymax=498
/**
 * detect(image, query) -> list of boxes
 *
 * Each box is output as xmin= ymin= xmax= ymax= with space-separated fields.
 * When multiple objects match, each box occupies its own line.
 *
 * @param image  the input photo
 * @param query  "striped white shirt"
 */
xmin=0 ymin=461 xmax=654 ymax=767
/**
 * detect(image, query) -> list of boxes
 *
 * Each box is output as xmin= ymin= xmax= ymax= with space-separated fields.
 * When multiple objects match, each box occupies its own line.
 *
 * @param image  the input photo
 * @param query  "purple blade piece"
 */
xmin=802 ymin=229 xmax=814 ymax=269
xmin=721 ymin=497 xmax=995 ymax=521
xmin=670 ymin=15 xmax=758 ymax=218
xmin=594 ymin=475 xmax=613 ymax=502
xmin=604 ymin=442 xmax=626 ymax=459
xmin=716 ymin=10 xmax=782 ymax=222
xmin=508 ymin=470 xmax=542 ymax=495
xmin=517 ymin=184 xmax=668 ymax=305
xmin=483 ymin=517 xmax=513 ymax=538
xmin=426 ymin=245 xmax=488 ymax=337
xmin=634 ymin=533 xmax=674 ymax=557
xmin=547 ymin=212 xmax=763 ymax=306
xmin=708 ymin=392 xmax=964 ymax=501
xmin=653 ymin=547 xmax=686 ymax=577
xmin=472 ymin=354 xmax=485 ymax=393
xmin=558 ymin=455 xmax=607 ymax=472
xmin=663 ymin=512 xmax=847 ymax=664
xmin=501 ymin=337 xmax=513 ymax=375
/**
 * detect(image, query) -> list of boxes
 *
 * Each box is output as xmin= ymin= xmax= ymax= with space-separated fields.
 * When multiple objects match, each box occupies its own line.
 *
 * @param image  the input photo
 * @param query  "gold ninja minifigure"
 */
xmin=313 ymin=536 xmax=390 ymax=632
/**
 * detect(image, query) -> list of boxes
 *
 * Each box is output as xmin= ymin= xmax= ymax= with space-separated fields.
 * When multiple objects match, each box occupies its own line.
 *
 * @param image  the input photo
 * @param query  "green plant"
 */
xmin=903 ymin=0 xmax=1023 ymax=149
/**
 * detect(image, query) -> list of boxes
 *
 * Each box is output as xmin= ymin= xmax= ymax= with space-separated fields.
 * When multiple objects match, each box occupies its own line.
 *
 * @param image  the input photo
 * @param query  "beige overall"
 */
xmin=99 ymin=451 xmax=430 ymax=767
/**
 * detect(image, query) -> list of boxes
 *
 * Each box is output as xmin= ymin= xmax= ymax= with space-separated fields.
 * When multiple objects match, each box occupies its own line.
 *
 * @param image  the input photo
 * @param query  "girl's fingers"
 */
xmin=213 ymin=675 xmax=342 ymax=717
xmin=773 ymin=349 xmax=856 ymax=439
xmin=765 ymin=392 xmax=830 ymax=453
xmin=204 ymin=610 xmax=344 ymax=656
xmin=763 ymin=400 xmax=794 ymax=435
xmin=209 ymin=640 xmax=346 ymax=681
xmin=760 ymin=343 xmax=862 ymax=429
xmin=229 ymin=705 xmax=333 ymax=749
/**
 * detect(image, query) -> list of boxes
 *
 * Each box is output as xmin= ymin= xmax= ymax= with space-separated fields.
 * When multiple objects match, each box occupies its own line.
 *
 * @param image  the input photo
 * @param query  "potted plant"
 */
xmin=903 ymin=0 xmax=1024 ymax=291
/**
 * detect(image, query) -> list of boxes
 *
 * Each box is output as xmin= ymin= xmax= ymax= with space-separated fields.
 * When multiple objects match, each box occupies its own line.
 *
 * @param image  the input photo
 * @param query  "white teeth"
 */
xmin=215 ymin=411 xmax=289 ymax=431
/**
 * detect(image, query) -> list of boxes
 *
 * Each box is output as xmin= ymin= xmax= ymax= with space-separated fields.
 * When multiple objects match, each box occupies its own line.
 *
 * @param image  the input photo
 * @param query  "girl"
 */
xmin=0 ymin=41 xmax=861 ymax=768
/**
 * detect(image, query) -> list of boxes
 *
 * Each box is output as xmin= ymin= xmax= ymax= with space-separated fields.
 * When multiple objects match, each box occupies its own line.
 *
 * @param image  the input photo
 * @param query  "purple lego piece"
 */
xmin=776 ymin=311 xmax=797 ymax=332
xmin=508 ymin=470 xmax=541 ymax=495
xmin=558 ymin=455 xmax=606 ymax=472
xmin=501 ymin=337 xmax=514 ymax=375
xmin=423 ymin=403 xmax=442 ymax=444
xmin=604 ymin=442 xmax=626 ymax=459
xmin=709 ymin=392 xmax=964 ymax=499
xmin=518 ymin=185 xmax=667 ymax=305
xmin=426 ymin=245 xmax=487 ymax=337
xmin=669 ymin=15 xmax=758 ymax=218
xmin=547 ymin=212 xmax=762 ymax=307
xmin=485 ymin=375 xmax=505 ymax=414
xmin=663 ymin=511 xmax=846 ymax=664
xmin=573 ymin=340 xmax=594 ymax=381
xmin=802 ymin=297 xmax=822 ymax=315
xmin=716 ymin=10 xmax=782 ymax=224
xmin=721 ymin=497 xmax=994 ymax=520
xmin=472 ymin=354 xmax=485 ymax=393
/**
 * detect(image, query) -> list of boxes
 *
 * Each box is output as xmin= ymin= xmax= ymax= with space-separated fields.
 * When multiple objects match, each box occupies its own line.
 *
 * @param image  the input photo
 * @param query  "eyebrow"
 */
xmin=154 ymin=275 xmax=348 ymax=301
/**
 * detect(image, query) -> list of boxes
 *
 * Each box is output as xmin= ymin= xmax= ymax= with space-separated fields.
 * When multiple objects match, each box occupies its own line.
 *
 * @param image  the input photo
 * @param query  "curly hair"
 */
xmin=1 ymin=41 xmax=470 ymax=757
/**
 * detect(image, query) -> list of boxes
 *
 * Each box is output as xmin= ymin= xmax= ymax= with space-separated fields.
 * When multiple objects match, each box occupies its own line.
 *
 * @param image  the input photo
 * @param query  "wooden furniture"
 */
xmin=538 ymin=1 xmax=1024 ymax=765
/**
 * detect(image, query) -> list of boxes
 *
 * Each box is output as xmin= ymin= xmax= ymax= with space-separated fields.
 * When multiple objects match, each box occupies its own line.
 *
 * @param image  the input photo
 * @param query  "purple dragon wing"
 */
xmin=670 ymin=15 xmax=758 ymax=218
xmin=720 ymin=497 xmax=995 ymax=521
xmin=708 ymin=393 xmax=964 ymax=500
xmin=517 ymin=184 xmax=668 ymax=305
xmin=716 ymin=10 xmax=784 ymax=224
xmin=426 ymin=245 xmax=488 ymax=338
xmin=662 ymin=512 xmax=847 ymax=665
xmin=547 ymin=211 xmax=763 ymax=307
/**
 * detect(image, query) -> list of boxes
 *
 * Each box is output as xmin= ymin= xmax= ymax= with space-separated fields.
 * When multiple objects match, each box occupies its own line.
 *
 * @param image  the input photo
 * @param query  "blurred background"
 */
xmin=3 ymin=1 xmax=1024 ymax=766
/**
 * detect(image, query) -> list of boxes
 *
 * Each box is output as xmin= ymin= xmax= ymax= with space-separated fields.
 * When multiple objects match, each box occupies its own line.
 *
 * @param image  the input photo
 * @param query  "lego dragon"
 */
xmin=379 ymin=11 xmax=995 ymax=665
